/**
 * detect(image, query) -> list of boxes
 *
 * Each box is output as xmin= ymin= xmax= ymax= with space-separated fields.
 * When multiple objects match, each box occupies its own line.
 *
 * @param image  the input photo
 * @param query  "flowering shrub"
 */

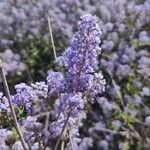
xmin=0 ymin=14 xmax=106 ymax=150
xmin=0 ymin=49 xmax=26 ymax=76
xmin=0 ymin=0 xmax=149 ymax=81
xmin=0 ymin=0 xmax=150 ymax=149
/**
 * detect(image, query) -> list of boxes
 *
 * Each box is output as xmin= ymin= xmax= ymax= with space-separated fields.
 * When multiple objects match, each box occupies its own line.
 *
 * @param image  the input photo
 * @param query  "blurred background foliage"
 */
xmin=0 ymin=0 xmax=150 ymax=149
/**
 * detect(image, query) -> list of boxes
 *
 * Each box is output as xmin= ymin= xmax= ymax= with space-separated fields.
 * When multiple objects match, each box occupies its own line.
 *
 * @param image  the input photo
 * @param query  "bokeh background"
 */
xmin=0 ymin=0 xmax=150 ymax=149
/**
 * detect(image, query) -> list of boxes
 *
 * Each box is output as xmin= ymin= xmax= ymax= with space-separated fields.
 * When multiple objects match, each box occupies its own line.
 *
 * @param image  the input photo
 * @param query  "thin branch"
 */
xmin=96 ymin=127 xmax=143 ymax=141
xmin=44 ymin=112 xmax=50 ymax=131
xmin=61 ymin=140 xmax=65 ymax=150
xmin=128 ymin=125 xmax=142 ymax=140
xmin=69 ymin=132 xmax=75 ymax=150
xmin=61 ymin=127 xmax=67 ymax=150
xmin=34 ymin=111 xmax=51 ymax=118
xmin=54 ymin=114 xmax=70 ymax=150
xmin=46 ymin=10 xmax=57 ymax=60
xmin=134 ymin=119 xmax=150 ymax=127
xmin=0 ymin=60 xmax=28 ymax=150
xmin=96 ymin=128 xmax=127 ymax=136
xmin=25 ymin=65 xmax=33 ymax=83
xmin=22 ymin=50 xmax=33 ymax=83
xmin=108 ymin=70 xmax=125 ymax=109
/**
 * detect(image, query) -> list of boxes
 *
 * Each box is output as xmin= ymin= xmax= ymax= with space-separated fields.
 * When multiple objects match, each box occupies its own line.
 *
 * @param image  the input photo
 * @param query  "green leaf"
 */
xmin=11 ymin=127 xmax=19 ymax=141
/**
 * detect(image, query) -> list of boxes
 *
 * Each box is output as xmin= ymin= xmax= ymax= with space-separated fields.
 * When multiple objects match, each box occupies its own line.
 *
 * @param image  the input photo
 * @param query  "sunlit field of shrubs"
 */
xmin=0 ymin=0 xmax=150 ymax=149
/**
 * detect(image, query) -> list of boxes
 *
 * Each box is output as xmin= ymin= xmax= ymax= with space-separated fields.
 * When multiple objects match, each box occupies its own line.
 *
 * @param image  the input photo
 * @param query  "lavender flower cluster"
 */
xmin=0 ymin=14 xmax=106 ymax=149
xmin=47 ymin=15 xmax=105 ymax=147
xmin=0 ymin=49 xmax=26 ymax=77
xmin=0 ymin=0 xmax=149 ymax=149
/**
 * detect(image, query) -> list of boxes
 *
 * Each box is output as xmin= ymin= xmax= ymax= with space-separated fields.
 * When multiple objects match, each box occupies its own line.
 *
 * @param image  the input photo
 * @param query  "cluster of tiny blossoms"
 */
xmin=47 ymin=14 xmax=105 ymax=145
xmin=0 ymin=14 xmax=105 ymax=149
xmin=12 ymin=82 xmax=48 ymax=115
xmin=0 ymin=0 xmax=149 ymax=149
xmin=0 ymin=49 xmax=26 ymax=77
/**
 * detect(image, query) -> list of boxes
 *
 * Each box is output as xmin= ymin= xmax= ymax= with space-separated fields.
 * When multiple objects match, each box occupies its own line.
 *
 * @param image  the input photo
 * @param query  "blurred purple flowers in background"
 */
xmin=0 ymin=0 xmax=150 ymax=149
